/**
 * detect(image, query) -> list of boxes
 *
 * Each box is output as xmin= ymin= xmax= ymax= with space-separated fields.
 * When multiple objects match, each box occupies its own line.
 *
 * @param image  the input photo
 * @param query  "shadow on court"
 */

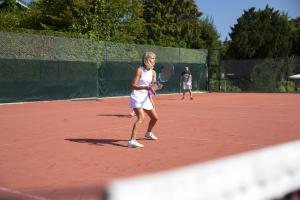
xmin=97 ymin=114 xmax=133 ymax=118
xmin=65 ymin=138 xmax=128 ymax=147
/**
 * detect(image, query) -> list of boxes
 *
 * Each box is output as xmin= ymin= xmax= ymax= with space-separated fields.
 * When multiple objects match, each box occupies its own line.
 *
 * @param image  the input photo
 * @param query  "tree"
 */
xmin=174 ymin=0 xmax=204 ymax=48
xmin=0 ymin=0 xmax=18 ymax=11
xmin=25 ymin=0 xmax=145 ymax=42
xmin=1 ymin=0 xmax=221 ymax=49
xmin=25 ymin=0 xmax=72 ymax=30
xmin=198 ymin=16 xmax=221 ymax=49
xmin=227 ymin=6 xmax=291 ymax=59
xmin=110 ymin=0 xmax=146 ymax=43
xmin=289 ymin=17 xmax=300 ymax=56
xmin=143 ymin=0 xmax=203 ymax=48
xmin=0 ymin=0 xmax=30 ymax=31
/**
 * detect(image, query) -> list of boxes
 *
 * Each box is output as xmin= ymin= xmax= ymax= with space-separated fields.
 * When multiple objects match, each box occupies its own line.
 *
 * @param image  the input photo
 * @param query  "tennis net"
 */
xmin=105 ymin=139 xmax=300 ymax=200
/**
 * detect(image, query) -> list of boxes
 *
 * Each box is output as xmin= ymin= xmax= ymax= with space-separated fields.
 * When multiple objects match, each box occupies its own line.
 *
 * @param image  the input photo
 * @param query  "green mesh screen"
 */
xmin=99 ymin=43 xmax=208 ymax=97
xmin=0 ymin=58 xmax=98 ymax=103
xmin=0 ymin=31 xmax=208 ymax=103
xmin=0 ymin=32 xmax=104 ymax=61
xmin=220 ymin=57 xmax=300 ymax=92
xmin=99 ymin=61 xmax=207 ymax=97
xmin=205 ymin=48 xmax=300 ymax=93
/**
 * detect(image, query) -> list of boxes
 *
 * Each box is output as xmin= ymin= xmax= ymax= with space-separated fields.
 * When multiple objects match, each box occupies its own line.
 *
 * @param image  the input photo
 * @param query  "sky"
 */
xmin=196 ymin=0 xmax=300 ymax=41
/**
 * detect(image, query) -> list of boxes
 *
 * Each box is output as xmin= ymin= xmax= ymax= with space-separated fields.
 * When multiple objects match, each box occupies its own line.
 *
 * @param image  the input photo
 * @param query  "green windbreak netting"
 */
xmin=0 ymin=32 xmax=104 ymax=62
xmin=205 ymin=49 xmax=300 ymax=93
xmin=220 ymin=57 xmax=300 ymax=92
xmin=99 ymin=42 xmax=208 ymax=97
xmin=99 ymin=61 xmax=207 ymax=97
xmin=0 ymin=31 xmax=208 ymax=103
xmin=0 ymin=58 xmax=98 ymax=103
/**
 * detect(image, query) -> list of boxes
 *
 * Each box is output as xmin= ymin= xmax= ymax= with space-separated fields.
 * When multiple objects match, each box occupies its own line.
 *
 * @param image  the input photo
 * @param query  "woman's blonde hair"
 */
xmin=142 ymin=52 xmax=156 ymax=67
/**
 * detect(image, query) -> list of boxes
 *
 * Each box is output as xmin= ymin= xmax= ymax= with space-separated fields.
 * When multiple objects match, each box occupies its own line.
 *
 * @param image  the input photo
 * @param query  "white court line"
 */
xmin=0 ymin=101 xmax=50 ymax=106
xmin=71 ymin=91 xmax=206 ymax=101
xmin=0 ymin=91 xmax=206 ymax=106
xmin=0 ymin=186 xmax=48 ymax=200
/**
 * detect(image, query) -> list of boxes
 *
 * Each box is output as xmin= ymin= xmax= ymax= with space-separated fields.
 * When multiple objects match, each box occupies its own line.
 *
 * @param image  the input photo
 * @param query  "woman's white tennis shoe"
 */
xmin=145 ymin=132 xmax=158 ymax=140
xmin=128 ymin=140 xmax=144 ymax=148
xmin=128 ymin=132 xmax=157 ymax=148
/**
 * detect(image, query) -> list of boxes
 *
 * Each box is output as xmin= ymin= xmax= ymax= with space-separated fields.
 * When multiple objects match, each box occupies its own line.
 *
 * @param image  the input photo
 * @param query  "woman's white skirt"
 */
xmin=130 ymin=90 xmax=153 ymax=110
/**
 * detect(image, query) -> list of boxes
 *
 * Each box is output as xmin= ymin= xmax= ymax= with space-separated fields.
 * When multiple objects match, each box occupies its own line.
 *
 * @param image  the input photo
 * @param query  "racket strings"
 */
xmin=158 ymin=64 xmax=174 ymax=83
xmin=150 ymin=63 xmax=174 ymax=95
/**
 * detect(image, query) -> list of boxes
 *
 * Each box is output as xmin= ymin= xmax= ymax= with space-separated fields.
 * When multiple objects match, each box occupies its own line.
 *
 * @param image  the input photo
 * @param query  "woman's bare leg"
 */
xmin=144 ymin=109 xmax=158 ymax=132
xmin=130 ymin=108 xmax=144 ymax=140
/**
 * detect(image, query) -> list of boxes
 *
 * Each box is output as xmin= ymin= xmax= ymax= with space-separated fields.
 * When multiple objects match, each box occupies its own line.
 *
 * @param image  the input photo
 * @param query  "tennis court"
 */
xmin=0 ymin=92 xmax=300 ymax=200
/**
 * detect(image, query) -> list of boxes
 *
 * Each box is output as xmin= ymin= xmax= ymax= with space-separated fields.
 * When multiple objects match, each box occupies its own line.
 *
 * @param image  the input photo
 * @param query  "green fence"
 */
xmin=206 ymin=49 xmax=300 ymax=92
xmin=218 ymin=57 xmax=300 ymax=92
xmin=100 ymin=42 xmax=208 ymax=97
xmin=0 ymin=31 xmax=208 ymax=103
xmin=1 ymin=31 xmax=298 ymax=103
xmin=0 ymin=59 xmax=99 ymax=102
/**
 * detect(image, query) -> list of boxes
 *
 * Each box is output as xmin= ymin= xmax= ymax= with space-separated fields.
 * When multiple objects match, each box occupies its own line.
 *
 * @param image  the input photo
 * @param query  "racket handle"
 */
xmin=157 ymin=82 xmax=163 ymax=90
xmin=148 ymin=88 xmax=156 ymax=96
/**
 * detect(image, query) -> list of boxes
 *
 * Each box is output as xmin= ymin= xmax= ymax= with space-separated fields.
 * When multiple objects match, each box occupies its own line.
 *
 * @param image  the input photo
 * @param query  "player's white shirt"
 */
xmin=130 ymin=66 xmax=153 ymax=110
xmin=181 ymin=71 xmax=192 ymax=90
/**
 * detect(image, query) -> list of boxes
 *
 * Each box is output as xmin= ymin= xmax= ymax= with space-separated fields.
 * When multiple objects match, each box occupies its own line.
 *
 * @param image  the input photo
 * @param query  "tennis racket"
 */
xmin=149 ymin=63 xmax=174 ymax=95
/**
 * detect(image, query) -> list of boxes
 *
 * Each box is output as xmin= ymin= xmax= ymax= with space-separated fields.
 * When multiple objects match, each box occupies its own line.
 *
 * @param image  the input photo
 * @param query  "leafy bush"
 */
xmin=277 ymin=81 xmax=296 ymax=92
xmin=209 ymin=79 xmax=241 ymax=92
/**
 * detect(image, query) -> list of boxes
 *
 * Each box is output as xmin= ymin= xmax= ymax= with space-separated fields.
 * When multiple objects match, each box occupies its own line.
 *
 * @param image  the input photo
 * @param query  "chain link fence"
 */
xmin=0 ymin=31 xmax=208 ymax=103
xmin=207 ymin=49 xmax=300 ymax=93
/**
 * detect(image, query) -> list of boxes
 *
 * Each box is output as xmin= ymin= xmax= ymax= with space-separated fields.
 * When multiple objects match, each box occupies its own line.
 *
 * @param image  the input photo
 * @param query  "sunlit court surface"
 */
xmin=0 ymin=93 xmax=300 ymax=200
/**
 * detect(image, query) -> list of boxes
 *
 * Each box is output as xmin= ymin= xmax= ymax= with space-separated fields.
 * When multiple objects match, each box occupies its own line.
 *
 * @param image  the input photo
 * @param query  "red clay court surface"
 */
xmin=0 ymin=93 xmax=300 ymax=200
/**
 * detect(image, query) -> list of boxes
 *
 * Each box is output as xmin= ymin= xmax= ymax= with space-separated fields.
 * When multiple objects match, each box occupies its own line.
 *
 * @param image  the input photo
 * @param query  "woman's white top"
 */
xmin=130 ymin=66 xmax=153 ymax=110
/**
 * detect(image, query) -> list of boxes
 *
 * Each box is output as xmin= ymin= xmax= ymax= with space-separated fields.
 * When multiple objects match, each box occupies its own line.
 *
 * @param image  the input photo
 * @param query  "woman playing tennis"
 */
xmin=128 ymin=52 xmax=159 ymax=148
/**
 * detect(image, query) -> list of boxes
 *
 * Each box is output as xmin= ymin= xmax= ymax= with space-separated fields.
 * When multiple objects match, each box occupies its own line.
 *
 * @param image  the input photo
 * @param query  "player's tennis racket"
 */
xmin=149 ymin=63 xmax=174 ymax=95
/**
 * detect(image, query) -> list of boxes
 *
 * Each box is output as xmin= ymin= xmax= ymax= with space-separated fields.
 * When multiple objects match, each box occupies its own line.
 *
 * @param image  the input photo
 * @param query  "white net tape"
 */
xmin=105 ymin=139 xmax=300 ymax=200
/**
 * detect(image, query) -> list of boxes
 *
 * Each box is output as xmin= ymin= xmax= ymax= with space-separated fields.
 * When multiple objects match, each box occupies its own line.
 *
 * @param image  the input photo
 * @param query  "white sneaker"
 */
xmin=145 ymin=132 xmax=158 ymax=140
xmin=128 ymin=140 xmax=144 ymax=148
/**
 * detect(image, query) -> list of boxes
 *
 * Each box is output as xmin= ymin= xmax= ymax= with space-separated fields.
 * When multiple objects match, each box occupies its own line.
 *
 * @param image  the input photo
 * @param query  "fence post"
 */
xmin=207 ymin=49 xmax=211 ymax=92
